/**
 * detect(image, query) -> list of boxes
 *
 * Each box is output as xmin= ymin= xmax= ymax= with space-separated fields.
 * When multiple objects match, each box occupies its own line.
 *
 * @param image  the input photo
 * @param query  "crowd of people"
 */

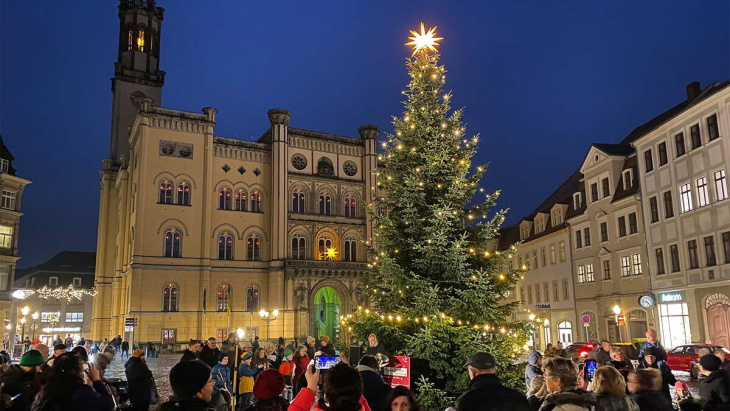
xmin=521 ymin=329 xmax=729 ymax=411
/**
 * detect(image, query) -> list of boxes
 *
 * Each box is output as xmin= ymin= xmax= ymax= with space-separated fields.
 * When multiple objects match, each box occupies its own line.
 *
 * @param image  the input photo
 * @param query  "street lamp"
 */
xmin=613 ymin=304 xmax=622 ymax=342
xmin=259 ymin=309 xmax=279 ymax=341
xmin=232 ymin=327 xmax=245 ymax=410
xmin=19 ymin=318 xmax=26 ymax=352
xmin=31 ymin=312 xmax=39 ymax=343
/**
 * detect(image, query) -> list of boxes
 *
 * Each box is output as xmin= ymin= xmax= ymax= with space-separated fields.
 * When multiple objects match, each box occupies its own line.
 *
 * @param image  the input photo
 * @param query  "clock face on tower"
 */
xmin=639 ymin=295 xmax=655 ymax=309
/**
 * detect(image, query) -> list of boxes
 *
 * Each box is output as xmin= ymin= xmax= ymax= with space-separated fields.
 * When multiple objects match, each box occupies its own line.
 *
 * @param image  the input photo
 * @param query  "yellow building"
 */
xmin=91 ymin=0 xmax=377 ymax=345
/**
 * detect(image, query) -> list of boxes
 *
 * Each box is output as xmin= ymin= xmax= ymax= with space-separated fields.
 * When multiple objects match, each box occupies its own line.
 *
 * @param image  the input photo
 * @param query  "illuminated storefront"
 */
xmin=658 ymin=291 xmax=691 ymax=348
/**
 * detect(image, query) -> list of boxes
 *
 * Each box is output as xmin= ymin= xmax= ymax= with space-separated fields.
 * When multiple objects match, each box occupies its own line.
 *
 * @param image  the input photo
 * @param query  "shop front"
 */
xmin=657 ymin=291 xmax=692 ymax=349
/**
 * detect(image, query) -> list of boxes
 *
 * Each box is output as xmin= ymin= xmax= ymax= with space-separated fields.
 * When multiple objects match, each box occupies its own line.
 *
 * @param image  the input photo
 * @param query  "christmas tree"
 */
xmin=342 ymin=24 xmax=533 ymax=410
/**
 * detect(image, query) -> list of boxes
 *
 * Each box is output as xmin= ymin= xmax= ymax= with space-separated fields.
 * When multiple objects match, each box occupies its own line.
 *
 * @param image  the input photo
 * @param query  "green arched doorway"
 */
xmin=313 ymin=287 xmax=341 ymax=343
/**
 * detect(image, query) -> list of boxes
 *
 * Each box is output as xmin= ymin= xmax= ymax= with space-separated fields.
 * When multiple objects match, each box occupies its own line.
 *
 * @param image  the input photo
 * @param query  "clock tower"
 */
xmin=109 ymin=0 xmax=165 ymax=162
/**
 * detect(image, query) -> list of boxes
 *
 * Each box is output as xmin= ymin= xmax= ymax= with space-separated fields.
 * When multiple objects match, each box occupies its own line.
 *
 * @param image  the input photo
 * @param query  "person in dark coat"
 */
xmin=305 ymin=336 xmax=315 ymax=360
xmin=595 ymin=341 xmax=612 ymax=366
xmin=637 ymin=347 xmax=675 ymax=400
xmin=627 ymin=369 xmax=673 ymax=411
xmin=250 ymin=336 xmax=260 ymax=352
xmin=539 ymin=357 xmax=597 ymax=411
xmin=357 ymin=355 xmax=391 ymax=411
xmin=525 ymin=350 xmax=544 ymax=389
xmin=610 ymin=347 xmax=634 ymax=370
xmin=456 ymin=351 xmax=532 ymax=411
xmin=125 ymin=349 xmax=155 ymax=411
xmin=698 ymin=354 xmax=730 ymax=411
xmin=160 ymin=360 xmax=216 ymax=411
xmin=199 ymin=338 xmax=221 ymax=368
xmin=319 ymin=336 xmax=336 ymax=356
xmin=365 ymin=334 xmax=385 ymax=357
xmin=0 ymin=350 xmax=45 ymax=411
xmin=31 ymin=352 xmax=113 ymax=411
xmin=638 ymin=330 xmax=667 ymax=367
xmin=120 ymin=340 xmax=130 ymax=360
xmin=181 ymin=339 xmax=202 ymax=362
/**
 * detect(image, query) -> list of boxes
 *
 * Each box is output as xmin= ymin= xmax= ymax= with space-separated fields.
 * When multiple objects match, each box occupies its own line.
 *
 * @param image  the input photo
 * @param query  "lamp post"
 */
xmin=20 ymin=306 xmax=29 ymax=352
xmin=613 ymin=304 xmax=622 ymax=342
xmin=233 ymin=327 xmax=244 ymax=410
xmin=259 ymin=309 xmax=279 ymax=341
xmin=31 ymin=312 xmax=39 ymax=343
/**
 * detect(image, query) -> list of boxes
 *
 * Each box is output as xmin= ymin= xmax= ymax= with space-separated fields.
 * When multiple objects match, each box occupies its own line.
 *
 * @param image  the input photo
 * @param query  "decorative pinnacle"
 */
xmin=267 ymin=109 xmax=291 ymax=126
xmin=358 ymin=125 xmax=379 ymax=140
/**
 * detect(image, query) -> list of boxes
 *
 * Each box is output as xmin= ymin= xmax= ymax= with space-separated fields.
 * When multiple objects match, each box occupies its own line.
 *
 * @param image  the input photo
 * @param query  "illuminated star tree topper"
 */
xmin=405 ymin=22 xmax=443 ymax=55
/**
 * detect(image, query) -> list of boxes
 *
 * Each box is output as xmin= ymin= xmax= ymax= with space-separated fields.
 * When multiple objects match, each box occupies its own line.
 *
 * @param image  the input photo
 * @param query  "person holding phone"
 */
xmin=289 ymin=362 xmax=372 ymax=411
xmin=541 ymin=357 xmax=597 ymax=411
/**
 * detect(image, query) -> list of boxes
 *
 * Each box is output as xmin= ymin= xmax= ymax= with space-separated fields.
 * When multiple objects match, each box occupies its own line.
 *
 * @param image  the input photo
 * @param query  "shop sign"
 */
xmin=41 ymin=327 xmax=81 ymax=333
xmin=659 ymin=291 xmax=686 ymax=303
xmin=535 ymin=304 xmax=551 ymax=309
xmin=383 ymin=356 xmax=411 ymax=389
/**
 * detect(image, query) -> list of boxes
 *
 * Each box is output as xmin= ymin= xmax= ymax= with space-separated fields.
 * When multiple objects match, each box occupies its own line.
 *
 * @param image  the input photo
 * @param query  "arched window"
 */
xmin=250 ymin=191 xmax=262 ymax=213
xmin=558 ymin=321 xmax=573 ymax=344
xmin=159 ymin=179 xmax=173 ymax=204
xmin=177 ymin=182 xmax=191 ymax=205
xmin=292 ymin=234 xmax=306 ymax=260
xmin=344 ymin=195 xmax=356 ymax=218
xmin=344 ymin=237 xmax=357 ymax=262
xmin=162 ymin=283 xmax=178 ymax=312
xmin=219 ymin=187 xmax=232 ymax=210
xmin=218 ymin=232 xmax=234 ymax=260
xmin=217 ymin=284 xmax=230 ymax=312
xmin=292 ymin=189 xmax=305 ymax=213
xmin=247 ymin=234 xmax=261 ymax=261
xmin=319 ymin=236 xmax=334 ymax=260
xmin=317 ymin=157 xmax=334 ymax=177
xmin=319 ymin=192 xmax=331 ymax=215
xmin=246 ymin=285 xmax=260 ymax=312
xmin=164 ymin=228 xmax=182 ymax=258
xmin=234 ymin=189 xmax=247 ymax=211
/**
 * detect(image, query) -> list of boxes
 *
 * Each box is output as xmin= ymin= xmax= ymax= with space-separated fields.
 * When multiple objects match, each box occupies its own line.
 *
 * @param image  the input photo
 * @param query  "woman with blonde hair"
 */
xmin=593 ymin=366 xmax=639 ymax=411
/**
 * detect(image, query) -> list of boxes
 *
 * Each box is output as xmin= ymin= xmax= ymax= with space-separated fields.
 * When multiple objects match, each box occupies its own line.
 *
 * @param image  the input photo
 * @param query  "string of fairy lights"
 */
xmin=13 ymin=285 xmax=97 ymax=302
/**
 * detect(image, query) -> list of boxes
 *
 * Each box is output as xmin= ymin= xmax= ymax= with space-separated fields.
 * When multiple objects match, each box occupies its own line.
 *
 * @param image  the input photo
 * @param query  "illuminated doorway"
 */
xmin=313 ymin=287 xmax=341 ymax=344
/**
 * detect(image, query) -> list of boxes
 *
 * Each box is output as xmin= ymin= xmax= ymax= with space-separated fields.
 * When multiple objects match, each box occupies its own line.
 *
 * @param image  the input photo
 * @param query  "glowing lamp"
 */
xmin=21 ymin=306 xmax=29 ymax=316
xmin=236 ymin=327 xmax=244 ymax=339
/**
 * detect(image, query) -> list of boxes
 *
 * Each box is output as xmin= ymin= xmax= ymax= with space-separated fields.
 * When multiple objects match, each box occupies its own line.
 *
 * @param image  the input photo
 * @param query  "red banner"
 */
xmin=383 ymin=356 xmax=411 ymax=389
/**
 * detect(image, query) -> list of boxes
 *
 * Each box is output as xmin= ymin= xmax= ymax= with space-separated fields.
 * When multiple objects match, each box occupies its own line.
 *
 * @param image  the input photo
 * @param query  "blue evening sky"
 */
xmin=1 ymin=1 xmax=728 ymax=267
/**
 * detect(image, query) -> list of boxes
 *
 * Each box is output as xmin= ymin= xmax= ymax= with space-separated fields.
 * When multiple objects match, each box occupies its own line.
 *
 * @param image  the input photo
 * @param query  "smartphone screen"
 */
xmin=314 ymin=355 xmax=341 ymax=370
xmin=584 ymin=360 xmax=597 ymax=382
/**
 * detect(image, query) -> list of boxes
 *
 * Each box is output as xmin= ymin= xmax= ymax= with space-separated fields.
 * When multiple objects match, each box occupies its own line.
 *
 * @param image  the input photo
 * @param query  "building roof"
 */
xmin=0 ymin=134 xmax=17 ymax=175
xmin=15 ymin=251 xmax=96 ymax=288
xmin=591 ymin=143 xmax=634 ymax=157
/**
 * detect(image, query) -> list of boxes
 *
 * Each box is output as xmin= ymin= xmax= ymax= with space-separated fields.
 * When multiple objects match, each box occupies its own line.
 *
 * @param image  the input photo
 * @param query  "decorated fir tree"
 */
xmin=342 ymin=24 xmax=533 ymax=409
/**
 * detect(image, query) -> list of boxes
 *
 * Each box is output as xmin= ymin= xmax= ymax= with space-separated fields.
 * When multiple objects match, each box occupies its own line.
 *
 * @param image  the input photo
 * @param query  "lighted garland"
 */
xmin=13 ymin=285 xmax=97 ymax=302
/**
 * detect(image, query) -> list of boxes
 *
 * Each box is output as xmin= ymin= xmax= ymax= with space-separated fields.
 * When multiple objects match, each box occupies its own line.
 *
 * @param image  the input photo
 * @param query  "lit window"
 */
xmin=247 ymin=234 xmax=261 ymax=261
xmin=65 ymin=313 xmax=83 ymax=323
xmin=319 ymin=192 xmax=332 ymax=215
xmin=318 ymin=236 xmax=334 ymax=261
xmin=680 ymin=183 xmax=693 ymax=213
xmin=216 ymin=284 xmax=230 ymax=312
xmin=218 ymin=232 xmax=233 ymax=260
xmin=127 ymin=29 xmax=133 ymax=51
xmin=715 ymin=170 xmax=727 ymax=201
xmin=632 ymin=254 xmax=642 ymax=275
xmin=162 ymin=329 xmax=176 ymax=345
xmin=1 ymin=190 xmax=16 ymax=211
xmin=562 ymin=278 xmax=569 ymax=300
xmin=162 ymin=283 xmax=179 ymax=312
xmin=344 ymin=195 xmax=356 ymax=218
xmin=559 ymin=241 xmax=566 ymax=262
xmin=549 ymin=244 xmax=556 ymax=264
xmin=235 ymin=189 xmax=247 ymax=211
xmin=41 ymin=312 xmax=60 ymax=323
xmin=159 ymin=180 xmax=173 ymax=204
xmin=0 ymin=266 xmax=7 ymax=291
xmin=621 ymin=256 xmax=631 ymax=277
xmin=697 ymin=177 xmax=710 ymax=207
xmin=292 ymin=189 xmax=305 ymax=213
xmin=137 ymin=29 xmax=145 ymax=52
xmin=250 ymin=191 xmax=262 ymax=213
xmin=219 ymin=187 xmax=232 ymax=210
xmin=177 ymin=182 xmax=191 ymax=205
xmin=585 ymin=264 xmax=594 ymax=282
xmin=164 ymin=228 xmax=182 ymax=258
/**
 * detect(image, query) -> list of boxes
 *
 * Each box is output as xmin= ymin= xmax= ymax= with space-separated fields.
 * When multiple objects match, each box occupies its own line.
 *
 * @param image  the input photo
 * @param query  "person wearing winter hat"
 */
xmin=0 ymin=349 xmax=45 ymax=411
xmin=160 ymin=360 xmax=216 ymax=411
xmin=278 ymin=349 xmax=295 ymax=388
xmin=211 ymin=353 xmax=232 ymax=393
xmin=237 ymin=351 xmax=260 ymax=409
xmin=637 ymin=347 xmax=675 ymax=399
xmin=698 ymin=354 xmax=730 ymax=411
xmin=125 ymin=348 xmax=155 ymax=411
xmin=672 ymin=380 xmax=694 ymax=410
xmin=249 ymin=368 xmax=289 ymax=410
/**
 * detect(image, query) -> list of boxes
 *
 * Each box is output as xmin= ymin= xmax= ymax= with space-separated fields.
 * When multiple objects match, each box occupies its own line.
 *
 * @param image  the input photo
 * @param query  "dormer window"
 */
xmin=535 ymin=218 xmax=544 ymax=234
xmin=552 ymin=209 xmax=563 ymax=226
xmin=72 ymin=277 xmax=82 ymax=287
xmin=49 ymin=277 xmax=58 ymax=286
xmin=0 ymin=159 xmax=8 ymax=173
xmin=623 ymin=170 xmax=633 ymax=189
xmin=573 ymin=193 xmax=582 ymax=210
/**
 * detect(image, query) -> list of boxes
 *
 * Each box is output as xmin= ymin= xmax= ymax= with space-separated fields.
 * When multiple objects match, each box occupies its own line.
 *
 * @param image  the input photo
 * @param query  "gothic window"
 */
xmin=177 ymin=182 xmax=191 ymax=205
xmin=319 ymin=192 xmax=332 ymax=215
xmin=159 ymin=179 xmax=173 ymax=204
xmin=344 ymin=237 xmax=357 ymax=262
xmin=246 ymin=285 xmax=260 ymax=312
xmin=216 ymin=284 xmax=230 ymax=312
xmin=164 ymin=228 xmax=182 ymax=258
xmin=127 ymin=29 xmax=133 ymax=51
xmin=317 ymin=157 xmax=334 ymax=177
xmin=235 ymin=189 xmax=247 ymax=211
xmin=292 ymin=189 xmax=305 ymax=213
xmin=344 ymin=195 xmax=356 ymax=218
xmin=247 ymin=235 xmax=261 ymax=261
xmin=218 ymin=232 xmax=234 ymax=260
xmin=250 ymin=191 xmax=262 ymax=213
xmin=137 ymin=29 xmax=145 ymax=52
xmin=319 ymin=236 xmax=334 ymax=260
xmin=162 ymin=283 xmax=178 ymax=312
xmin=219 ymin=187 xmax=232 ymax=210
xmin=292 ymin=235 xmax=306 ymax=259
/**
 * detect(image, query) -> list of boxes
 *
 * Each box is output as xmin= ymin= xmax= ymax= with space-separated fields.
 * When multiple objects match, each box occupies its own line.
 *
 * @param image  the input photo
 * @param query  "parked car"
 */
xmin=666 ymin=344 xmax=726 ymax=378
xmin=566 ymin=342 xmax=597 ymax=360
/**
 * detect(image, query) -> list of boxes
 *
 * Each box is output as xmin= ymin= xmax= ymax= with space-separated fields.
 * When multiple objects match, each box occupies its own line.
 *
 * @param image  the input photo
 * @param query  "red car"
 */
xmin=666 ymin=344 xmax=724 ymax=373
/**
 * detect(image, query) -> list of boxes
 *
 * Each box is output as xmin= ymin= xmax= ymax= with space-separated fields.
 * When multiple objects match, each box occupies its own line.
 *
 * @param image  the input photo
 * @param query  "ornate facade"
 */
xmin=91 ymin=0 xmax=377 ymax=345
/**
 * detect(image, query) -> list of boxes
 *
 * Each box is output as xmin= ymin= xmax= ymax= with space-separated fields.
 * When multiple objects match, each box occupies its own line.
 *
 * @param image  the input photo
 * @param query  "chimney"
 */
xmin=686 ymin=82 xmax=701 ymax=102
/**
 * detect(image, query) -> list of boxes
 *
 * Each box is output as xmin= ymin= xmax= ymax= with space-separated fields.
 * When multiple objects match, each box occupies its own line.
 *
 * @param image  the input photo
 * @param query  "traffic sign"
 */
xmin=581 ymin=315 xmax=591 ymax=324
xmin=616 ymin=314 xmax=625 ymax=323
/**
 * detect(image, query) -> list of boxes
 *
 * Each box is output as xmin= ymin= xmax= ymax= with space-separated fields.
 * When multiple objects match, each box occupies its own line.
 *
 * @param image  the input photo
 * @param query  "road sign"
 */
xmin=616 ymin=314 xmax=625 ymax=323
xmin=582 ymin=315 xmax=591 ymax=324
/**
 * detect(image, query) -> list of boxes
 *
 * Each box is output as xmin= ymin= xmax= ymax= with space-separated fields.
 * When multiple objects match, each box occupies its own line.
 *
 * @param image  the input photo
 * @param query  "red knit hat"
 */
xmin=253 ymin=369 xmax=286 ymax=400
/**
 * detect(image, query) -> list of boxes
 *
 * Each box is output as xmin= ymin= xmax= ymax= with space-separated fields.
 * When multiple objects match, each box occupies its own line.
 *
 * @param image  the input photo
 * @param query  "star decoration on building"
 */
xmin=406 ymin=23 xmax=443 ymax=56
xmin=324 ymin=247 xmax=339 ymax=260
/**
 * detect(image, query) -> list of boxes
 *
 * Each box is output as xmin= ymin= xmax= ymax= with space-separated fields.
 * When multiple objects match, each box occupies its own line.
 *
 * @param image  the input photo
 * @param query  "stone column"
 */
xmin=268 ymin=109 xmax=291 ymax=261
xmin=359 ymin=125 xmax=379 ymax=248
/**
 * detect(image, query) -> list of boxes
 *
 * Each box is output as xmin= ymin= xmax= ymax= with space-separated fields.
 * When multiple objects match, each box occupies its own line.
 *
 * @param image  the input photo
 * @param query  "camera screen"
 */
xmin=315 ymin=355 xmax=341 ymax=370
xmin=584 ymin=360 xmax=597 ymax=381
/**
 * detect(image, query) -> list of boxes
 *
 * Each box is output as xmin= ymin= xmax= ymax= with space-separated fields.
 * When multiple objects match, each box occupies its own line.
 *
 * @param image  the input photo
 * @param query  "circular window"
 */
xmin=343 ymin=161 xmax=357 ymax=176
xmin=291 ymin=154 xmax=307 ymax=170
xmin=161 ymin=143 xmax=175 ymax=156
xmin=178 ymin=145 xmax=192 ymax=158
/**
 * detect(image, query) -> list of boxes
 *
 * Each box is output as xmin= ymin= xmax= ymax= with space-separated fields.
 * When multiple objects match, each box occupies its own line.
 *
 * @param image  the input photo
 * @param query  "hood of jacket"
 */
xmin=528 ymin=350 xmax=543 ymax=366
xmin=544 ymin=390 xmax=597 ymax=411
xmin=596 ymin=395 xmax=638 ymax=411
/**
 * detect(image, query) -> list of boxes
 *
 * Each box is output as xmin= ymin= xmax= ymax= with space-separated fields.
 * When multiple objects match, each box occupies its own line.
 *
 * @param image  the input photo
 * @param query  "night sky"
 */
xmin=1 ymin=1 xmax=728 ymax=268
